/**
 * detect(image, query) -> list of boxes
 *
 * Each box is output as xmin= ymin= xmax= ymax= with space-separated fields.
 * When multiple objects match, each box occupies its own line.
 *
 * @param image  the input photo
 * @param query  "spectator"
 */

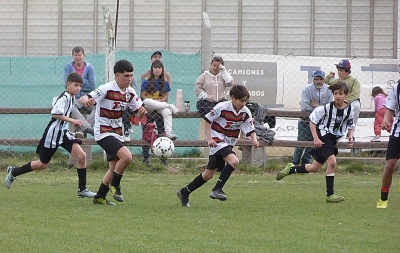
xmin=5 ymin=73 xmax=96 ymax=198
xmin=371 ymin=86 xmax=392 ymax=142
xmin=195 ymin=56 xmax=234 ymax=119
xmin=325 ymin=59 xmax=361 ymax=130
xmin=140 ymin=59 xmax=178 ymax=140
xmin=79 ymin=59 xmax=147 ymax=205
xmin=292 ymin=70 xmax=332 ymax=165
xmin=139 ymin=51 xmax=170 ymax=165
xmin=64 ymin=46 xmax=96 ymax=138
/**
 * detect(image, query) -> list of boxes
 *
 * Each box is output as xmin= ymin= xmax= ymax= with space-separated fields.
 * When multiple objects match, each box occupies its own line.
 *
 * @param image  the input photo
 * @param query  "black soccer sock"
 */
xmin=213 ymin=163 xmax=235 ymax=190
xmin=326 ymin=175 xmax=335 ymax=196
xmin=111 ymin=171 xmax=123 ymax=188
xmin=76 ymin=168 xmax=87 ymax=192
xmin=96 ymin=183 xmax=110 ymax=198
xmin=12 ymin=162 xmax=33 ymax=177
xmin=380 ymin=187 xmax=389 ymax=201
xmin=289 ymin=165 xmax=308 ymax=174
xmin=182 ymin=173 xmax=207 ymax=194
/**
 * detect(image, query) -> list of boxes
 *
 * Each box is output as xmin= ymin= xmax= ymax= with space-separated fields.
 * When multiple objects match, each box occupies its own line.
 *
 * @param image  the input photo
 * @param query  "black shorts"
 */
xmin=206 ymin=146 xmax=235 ymax=171
xmin=311 ymin=134 xmax=338 ymax=165
xmin=36 ymin=134 xmax=82 ymax=164
xmin=96 ymin=136 xmax=124 ymax=161
xmin=386 ymin=135 xmax=400 ymax=160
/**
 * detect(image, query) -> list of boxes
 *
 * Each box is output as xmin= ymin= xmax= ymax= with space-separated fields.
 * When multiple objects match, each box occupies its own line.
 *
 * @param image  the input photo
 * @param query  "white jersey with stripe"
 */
xmin=89 ymin=80 xmax=143 ymax=141
xmin=309 ymin=101 xmax=355 ymax=139
xmin=384 ymin=81 xmax=400 ymax=137
xmin=204 ymin=100 xmax=255 ymax=155
xmin=42 ymin=91 xmax=75 ymax=148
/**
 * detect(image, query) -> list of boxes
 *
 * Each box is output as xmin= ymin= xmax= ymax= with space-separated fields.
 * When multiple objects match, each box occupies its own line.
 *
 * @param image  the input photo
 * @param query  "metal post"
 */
xmin=202 ymin=12 xmax=212 ymax=72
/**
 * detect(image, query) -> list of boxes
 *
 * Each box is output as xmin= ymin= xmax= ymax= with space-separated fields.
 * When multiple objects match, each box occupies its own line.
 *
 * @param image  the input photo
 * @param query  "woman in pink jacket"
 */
xmin=195 ymin=56 xmax=234 ymax=118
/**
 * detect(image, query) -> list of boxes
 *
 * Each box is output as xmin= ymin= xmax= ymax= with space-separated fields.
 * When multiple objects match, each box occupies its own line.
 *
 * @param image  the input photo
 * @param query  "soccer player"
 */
xmin=376 ymin=80 xmax=400 ymax=208
xmin=79 ymin=59 xmax=147 ymax=205
xmin=276 ymin=81 xmax=355 ymax=203
xmin=177 ymin=84 xmax=259 ymax=207
xmin=5 ymin=73 xmax=96 ymax=198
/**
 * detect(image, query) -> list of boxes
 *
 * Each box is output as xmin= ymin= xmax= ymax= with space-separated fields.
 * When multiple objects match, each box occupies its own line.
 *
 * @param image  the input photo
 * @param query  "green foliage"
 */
xmin=1 ymin=171 xmax=398 ymax=252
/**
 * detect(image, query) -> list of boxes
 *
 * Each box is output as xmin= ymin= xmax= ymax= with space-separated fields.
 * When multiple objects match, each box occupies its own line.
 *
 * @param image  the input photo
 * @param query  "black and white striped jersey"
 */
xmin=384 ymin=81 xmax=400 ymax=137
xmin=309 ymin=101 xmax=355 ymax=139
xmin=41 ymin=91 xmax=75 ymax=148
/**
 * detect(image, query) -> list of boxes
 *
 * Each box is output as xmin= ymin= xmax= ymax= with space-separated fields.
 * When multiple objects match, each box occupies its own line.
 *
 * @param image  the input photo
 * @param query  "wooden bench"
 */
xmin=0 ymin=107 xmax=386 ymax=167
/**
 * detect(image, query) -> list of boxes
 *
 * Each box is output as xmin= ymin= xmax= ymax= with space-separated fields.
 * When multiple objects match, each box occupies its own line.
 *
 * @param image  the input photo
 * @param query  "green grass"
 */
xmin=0 ymin=168 xmax=399 ymax=252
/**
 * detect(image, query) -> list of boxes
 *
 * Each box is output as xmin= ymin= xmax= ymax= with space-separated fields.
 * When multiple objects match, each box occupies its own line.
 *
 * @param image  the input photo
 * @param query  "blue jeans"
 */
xmin=292 ymin=120 xmax=313 ymax=165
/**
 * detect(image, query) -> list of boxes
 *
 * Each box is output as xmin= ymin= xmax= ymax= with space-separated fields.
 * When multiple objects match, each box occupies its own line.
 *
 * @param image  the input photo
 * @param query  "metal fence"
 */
xmin=0 ymin=0 xmax=399 ymax=161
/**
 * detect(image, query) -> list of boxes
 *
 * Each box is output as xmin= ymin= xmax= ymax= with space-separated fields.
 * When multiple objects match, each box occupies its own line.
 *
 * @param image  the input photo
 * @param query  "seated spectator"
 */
xmin=141 ymin=60 xmax=178 ymax=140
xmin=63 ymin=46 xmax=96 ymax=137
xmin=195 ymin=55 xmax=234 ymax=118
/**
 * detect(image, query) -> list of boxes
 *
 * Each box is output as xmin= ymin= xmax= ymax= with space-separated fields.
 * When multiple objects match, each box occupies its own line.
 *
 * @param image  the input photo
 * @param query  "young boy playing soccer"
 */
xmin=177 ymin=84 xmax=259 ymax=207
xmin=376 ymin=80 xmax=400 ymax=208
xmin=80 ymin=59 xmax=147 ymax=205
xmin=5 ymin=73 xmax=96 ymax=198
xmin=276 ymin=81 xmax=355 ymax=203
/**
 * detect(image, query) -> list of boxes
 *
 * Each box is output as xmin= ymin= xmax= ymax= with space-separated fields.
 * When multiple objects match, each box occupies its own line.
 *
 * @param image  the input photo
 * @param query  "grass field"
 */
xmin=1 ymin=161 xmax=399 ymax=253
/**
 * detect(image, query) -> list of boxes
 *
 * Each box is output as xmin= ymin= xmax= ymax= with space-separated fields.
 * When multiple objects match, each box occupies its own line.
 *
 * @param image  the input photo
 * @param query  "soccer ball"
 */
xmin=152 ymin=137 xmax=174 ymax=158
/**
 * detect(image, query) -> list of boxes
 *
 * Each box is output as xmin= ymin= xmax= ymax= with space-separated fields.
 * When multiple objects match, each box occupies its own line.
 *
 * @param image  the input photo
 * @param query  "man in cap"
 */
xmin=291 ymin=69 xmax=333 ymax=165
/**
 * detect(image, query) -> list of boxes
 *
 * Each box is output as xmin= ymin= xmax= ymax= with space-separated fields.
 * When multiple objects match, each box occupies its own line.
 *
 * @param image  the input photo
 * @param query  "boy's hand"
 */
xmin=381 ymin=120 xmax=391 ymax=131
xmin=137 ymin=106 xmax=147 ymax=116
xmin=347 ymin=136 xmax=354 ymax=147
xmin=207 ymin=139 xmax=217 ymax=147
xmin=252 ymin=139 xmax=259 ymax=148
xmin=73 ymin=119 xmax=84 ymax=127
xmin=313 ymin=138 xmax=324 ymax=147
xmin=327 ymin=71 xmax=335 ymax=79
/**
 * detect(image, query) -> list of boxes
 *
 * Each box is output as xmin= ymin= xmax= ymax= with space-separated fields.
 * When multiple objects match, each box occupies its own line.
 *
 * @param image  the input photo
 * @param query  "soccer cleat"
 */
xmin=326 ymin=194 xmax=345 ymax=203
xmin=209 ymin=188 xmax=227 ymax=201
xmin=276 ymin=163 xmax=294 ymax=181
xmin=93 ymin=196 xmax=116 ymax=206
xmin=169 ymin=104 xmax=179 ymax=114
xmin=123 ymin=131 xmax=131 ymax=142
xmin=376 ymin=199 xmax=388 ymax=209
xmin=177 ymin=189 xmax=190 ymax=207
xmin=77 ymin=188 xmax=96 ymax=198
xmin=110 ymin=185 xmax=124 ymax=202
xmin=5 ymin=166 xmax=16 ymax=189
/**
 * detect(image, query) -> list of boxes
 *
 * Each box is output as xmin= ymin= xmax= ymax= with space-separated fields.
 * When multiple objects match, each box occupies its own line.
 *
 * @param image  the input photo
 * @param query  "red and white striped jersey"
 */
xmin=89 ymin=80 xmax=143 ymax=141
xmin=205 ymin=100 xmax=255 ymax=155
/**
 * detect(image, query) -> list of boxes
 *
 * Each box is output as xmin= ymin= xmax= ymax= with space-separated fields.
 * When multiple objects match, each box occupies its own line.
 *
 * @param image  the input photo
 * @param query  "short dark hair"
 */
xmin=211 ymin=55 xmax=224 ymax=66
xmin=151 ymin=51 xmax=162 ymax=59
xmin=72 ymin=46 xmax=84 ymax=55
xmin=114 ymin=59 xmax=134 ymax=74
xmin=329 ymin=81 xmax=349 ymax=94
xmin=67 ymin=72 xmax=83 ymax=83
xmin=229 ymin=84 xmax=250 ymax=100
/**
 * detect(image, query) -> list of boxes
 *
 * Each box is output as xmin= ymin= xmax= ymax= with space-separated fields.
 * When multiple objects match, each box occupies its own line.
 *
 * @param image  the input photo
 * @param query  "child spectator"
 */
xmin=5 ymin=73 xmax=96 ymax=198
xmin=177 ymin=85 xmax=259 ymax=207
xmin=276 ymin=81 xmax=355 ymax=203
xmin=141 ymin=59 xmax=178 ymax=140
xmin=371 ymin=86 xmax=392 ymax=142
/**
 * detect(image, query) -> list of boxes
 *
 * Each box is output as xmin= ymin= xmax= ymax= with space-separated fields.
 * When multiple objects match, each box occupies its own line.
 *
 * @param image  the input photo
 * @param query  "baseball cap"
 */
xmin=151 ymin=51 xmax=162 ymax=59
xmin=335 ymin=59 xmax=351 ymax=69
xmin=312 ymin=70 xmax=325 ymax=78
